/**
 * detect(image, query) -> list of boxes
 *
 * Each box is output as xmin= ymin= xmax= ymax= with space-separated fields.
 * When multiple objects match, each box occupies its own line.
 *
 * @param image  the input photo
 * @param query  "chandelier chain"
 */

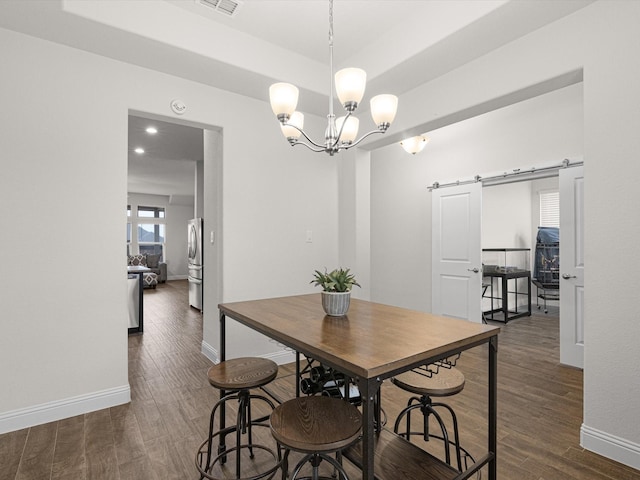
xmin=329 ymin=0 xmax=334 ymax=47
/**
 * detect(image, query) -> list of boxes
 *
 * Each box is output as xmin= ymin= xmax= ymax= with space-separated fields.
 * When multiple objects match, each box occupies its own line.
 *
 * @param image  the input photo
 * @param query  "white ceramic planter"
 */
xmin=321 ymin=291 xmax=351 ymax=316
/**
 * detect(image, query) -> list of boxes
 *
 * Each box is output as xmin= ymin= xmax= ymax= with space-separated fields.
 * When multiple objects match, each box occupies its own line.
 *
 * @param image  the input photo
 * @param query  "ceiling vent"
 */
xmin=197 ymin=0 xmax=242 ymax=18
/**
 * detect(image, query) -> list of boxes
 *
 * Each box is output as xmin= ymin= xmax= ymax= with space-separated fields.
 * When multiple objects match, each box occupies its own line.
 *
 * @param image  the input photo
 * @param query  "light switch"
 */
xmin=305 ymin=230 xmax=313 ymax=243
xmin=210 ymin=231 xmax=215 ymax=245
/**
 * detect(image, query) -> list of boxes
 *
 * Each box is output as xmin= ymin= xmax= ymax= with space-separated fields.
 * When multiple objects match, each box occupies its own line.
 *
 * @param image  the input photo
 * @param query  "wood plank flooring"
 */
xmin=1 ymin=280 xmax=638 ymax=479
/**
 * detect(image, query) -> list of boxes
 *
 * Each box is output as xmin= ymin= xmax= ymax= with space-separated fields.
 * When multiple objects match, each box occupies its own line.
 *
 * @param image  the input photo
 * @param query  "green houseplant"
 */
xmin=311 ymin=268 xmax=360 ymax=316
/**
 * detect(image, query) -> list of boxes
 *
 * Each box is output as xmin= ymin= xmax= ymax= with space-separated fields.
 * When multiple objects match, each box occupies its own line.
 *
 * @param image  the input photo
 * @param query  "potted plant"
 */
xmin=311 ymin=268 xmax=360 ymax=316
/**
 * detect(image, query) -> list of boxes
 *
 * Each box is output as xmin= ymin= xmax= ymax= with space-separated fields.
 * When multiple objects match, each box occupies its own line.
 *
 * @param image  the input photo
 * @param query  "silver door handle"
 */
xmin=467 ymin=268 xmax=479 ymax=273
xmin=562 ymin=273 xmax=576 ymax=279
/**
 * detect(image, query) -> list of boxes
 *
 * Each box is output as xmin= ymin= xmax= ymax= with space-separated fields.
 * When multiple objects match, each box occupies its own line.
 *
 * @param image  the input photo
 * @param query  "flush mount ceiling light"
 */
xmin=134 ymin=147 xmax=145 ymax=154
xmin=400 ymin=135 xmax=429 ymax=155
xmin=269 ymin=0 xmax=398 ymax=156
xmin=146 ymin=127 xmax=158 ymax=134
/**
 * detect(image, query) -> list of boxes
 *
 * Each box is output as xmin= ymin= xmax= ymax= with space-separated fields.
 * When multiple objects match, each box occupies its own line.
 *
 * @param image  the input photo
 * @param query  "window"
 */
xmin=540 ymin=191 xmax=559 ymax=227
xmin=138 ymin=206 xmax=165 ymax=218
xmin=138 ymin=223 xmax=165 ymax=258
xmin=127 ymin=204 xmax=166 ymax=260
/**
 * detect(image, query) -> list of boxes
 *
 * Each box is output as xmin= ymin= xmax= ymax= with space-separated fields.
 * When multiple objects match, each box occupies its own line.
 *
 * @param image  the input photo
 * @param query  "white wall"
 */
xmin=482 ymin=182 xmax=532 ymax=251
xmin=482 ymin=182 xmax=532 ymax=310
xmin=369 ymin=1 xmax=640 ymax=469
xmin=127 ymin=193 xmax=193 ymax=279
xmin=0 ymin=26 xmax=338 ymax=432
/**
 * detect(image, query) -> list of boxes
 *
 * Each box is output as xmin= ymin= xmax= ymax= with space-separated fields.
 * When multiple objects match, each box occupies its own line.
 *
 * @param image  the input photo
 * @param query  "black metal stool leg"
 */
xmin=246 ymin=391 xmax=255 ymax=458
xmin=425 ymin=405 xmax=451 ymax=466
xmin=235 ymin=392 xmax=244 ymax=477
xmin=203 ymin=392 xmax=239 ymax=475
xmin=196 ymin=390 xmax=280 ymax=480
xmin=393 ymin=395 xmax=464 ymax=472
xmin=433 ymin=401 xmax=463 ymax=471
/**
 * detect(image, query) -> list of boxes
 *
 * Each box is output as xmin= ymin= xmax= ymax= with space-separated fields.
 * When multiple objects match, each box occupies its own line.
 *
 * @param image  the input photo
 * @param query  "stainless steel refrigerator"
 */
xmin=188 ymin=218 xmax=203 ymax=311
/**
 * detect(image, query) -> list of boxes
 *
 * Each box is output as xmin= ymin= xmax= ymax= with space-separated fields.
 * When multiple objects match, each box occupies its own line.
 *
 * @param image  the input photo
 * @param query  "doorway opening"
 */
xmin=482 ymin=176 xmax=560 ymax=319
xmin=126 ymin=111 xmax=223 ymax=338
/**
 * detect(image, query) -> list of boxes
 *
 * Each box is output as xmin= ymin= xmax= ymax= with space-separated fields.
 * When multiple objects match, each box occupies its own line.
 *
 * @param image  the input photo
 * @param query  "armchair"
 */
xmin=127 ymin=254 xmax=167 ymax=283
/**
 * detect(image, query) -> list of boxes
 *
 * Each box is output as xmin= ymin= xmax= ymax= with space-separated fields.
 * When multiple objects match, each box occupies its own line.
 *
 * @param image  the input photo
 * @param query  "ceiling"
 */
xmin=0 ymin=0 xmax=593 ymax=199
xmin=128 ymin=115 xmax=203 ymax=201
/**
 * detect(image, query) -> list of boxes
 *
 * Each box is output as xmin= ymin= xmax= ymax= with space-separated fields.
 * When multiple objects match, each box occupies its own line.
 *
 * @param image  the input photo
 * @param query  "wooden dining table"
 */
xmin=218 ymin=293 xmax=500 ymax=480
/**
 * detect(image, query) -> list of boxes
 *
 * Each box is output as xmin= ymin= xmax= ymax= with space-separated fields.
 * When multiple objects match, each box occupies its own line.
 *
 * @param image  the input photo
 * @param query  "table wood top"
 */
xmin=219 ymin=294 xmax=500 ymax=379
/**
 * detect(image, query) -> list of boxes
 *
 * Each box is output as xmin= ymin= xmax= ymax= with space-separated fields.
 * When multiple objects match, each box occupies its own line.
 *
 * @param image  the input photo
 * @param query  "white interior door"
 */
xmin=559 ymin=166 xmax=584 ymax=368
xmin=432 ymin=183 xmax=482 ymax=322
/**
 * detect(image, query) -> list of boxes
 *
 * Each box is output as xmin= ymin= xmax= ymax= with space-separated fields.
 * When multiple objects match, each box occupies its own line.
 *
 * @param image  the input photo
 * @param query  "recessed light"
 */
xmin=134 ymin=147 xmax=145 ymax=154
xmin=146 ymin=127 xmax=158 ymax=134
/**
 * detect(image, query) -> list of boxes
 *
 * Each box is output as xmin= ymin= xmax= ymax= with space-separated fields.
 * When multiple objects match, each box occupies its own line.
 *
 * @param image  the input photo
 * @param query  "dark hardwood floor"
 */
xmin=1 ymin=280 xmax=638 ymax=479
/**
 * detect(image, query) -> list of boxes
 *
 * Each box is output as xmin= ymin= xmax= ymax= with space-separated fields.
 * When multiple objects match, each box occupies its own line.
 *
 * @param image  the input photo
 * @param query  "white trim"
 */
xmin=168 ymin=274 xmax=188 ymax=281
xmin=0 ymin=385 xmax=130 ymax=434
xmin=201 ymin=340 xmax=219 ymax=364
xmin=262 ymin=349 xmax=296 ymax=366
xmin=200 ymin=340 xmax=296 ymax=367
xmin=581 ymin=423 xmax=640 ymax=471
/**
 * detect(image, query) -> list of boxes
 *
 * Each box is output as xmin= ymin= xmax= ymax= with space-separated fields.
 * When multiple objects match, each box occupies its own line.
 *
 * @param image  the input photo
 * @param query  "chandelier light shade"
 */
xmin=335 ymin=68 xmax=367 ymax=110
xmin=281 ymin=111 xmax=305 ymax=141
xmin=269 ymin=83 xmax=299 ymax=121
xmin=400 ymin=135 xmax=429 ymax=155
xmin=371 ymin=94 xmax=399 ymax=127
xmin=336 ymin=116 xmax=359 ymax=143
xmin=269 ymin=0 xmax=398 ymax=156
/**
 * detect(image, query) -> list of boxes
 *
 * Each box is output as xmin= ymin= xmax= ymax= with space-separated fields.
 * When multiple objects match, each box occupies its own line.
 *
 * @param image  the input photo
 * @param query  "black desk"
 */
xmin=483 ymin=269 xmax=531 ymax=323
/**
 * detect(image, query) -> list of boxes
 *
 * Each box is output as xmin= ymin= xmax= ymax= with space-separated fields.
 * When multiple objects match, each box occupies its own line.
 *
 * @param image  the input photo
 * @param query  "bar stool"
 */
xmin=196 ymin=357 xmax=280 ymax=480
xmin=270 ymin=396 xmax=361 ymax=480
xmin=391 ymin=364 xmax=465 ymax=471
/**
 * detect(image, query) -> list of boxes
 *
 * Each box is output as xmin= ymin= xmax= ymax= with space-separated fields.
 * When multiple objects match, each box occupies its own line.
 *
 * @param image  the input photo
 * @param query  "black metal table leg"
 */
xmin=489 ymin=335 xmax=498 ymax=480
xmin=218 ymin=311 xmax=227 ymax=462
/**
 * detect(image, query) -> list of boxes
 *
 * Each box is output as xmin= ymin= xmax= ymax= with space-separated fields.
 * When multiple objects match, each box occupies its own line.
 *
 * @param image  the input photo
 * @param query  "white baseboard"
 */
xmin=0 ymin=385 xmax=130 ymax=435
xmin=581 ymin=423 xmax=640 ymax=471
xmin=201 ymin=340 xmax=219 ymax=364
xmin=167 ymin=275 xmax=188 ymax=281
xmin=263 ymin=349 xmax=297 ymax=365
xmin=200 ymin=340 xmax=296 ymax=367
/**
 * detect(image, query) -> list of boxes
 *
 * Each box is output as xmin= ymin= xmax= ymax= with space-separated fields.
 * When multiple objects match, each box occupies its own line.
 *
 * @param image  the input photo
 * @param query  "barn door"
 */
xmin=432 ymin=183 xmax=482 ymax=322
xmin=559 ymin=166 xmax=584 ymax=368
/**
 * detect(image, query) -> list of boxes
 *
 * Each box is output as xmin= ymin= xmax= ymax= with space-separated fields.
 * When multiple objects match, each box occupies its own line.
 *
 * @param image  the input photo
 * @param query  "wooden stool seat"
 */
xmin=207 ymin=357 xmax=278 ymax=391
xmin=270 ymin=396 xmax=361 ymax=480
xmin=271 ymin=396 xmax=361 ymax=453
xmin=391 ymin=365 xmax=465 ymax=397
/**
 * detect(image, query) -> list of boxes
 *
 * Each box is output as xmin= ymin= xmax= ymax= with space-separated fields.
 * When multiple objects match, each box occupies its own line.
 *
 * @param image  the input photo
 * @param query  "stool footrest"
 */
xmin=195 ymin=424 xmax=281 ymax=480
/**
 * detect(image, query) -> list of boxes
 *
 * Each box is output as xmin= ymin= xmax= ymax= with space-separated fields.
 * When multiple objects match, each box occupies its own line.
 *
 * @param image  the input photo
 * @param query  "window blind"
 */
xmin=540 ymin=191 xmax=560 ymax=227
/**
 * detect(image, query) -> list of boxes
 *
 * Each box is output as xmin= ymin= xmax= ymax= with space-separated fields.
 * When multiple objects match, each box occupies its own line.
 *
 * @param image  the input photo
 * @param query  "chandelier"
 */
xmin=268 ymin=0 xmax=398 ymax=156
